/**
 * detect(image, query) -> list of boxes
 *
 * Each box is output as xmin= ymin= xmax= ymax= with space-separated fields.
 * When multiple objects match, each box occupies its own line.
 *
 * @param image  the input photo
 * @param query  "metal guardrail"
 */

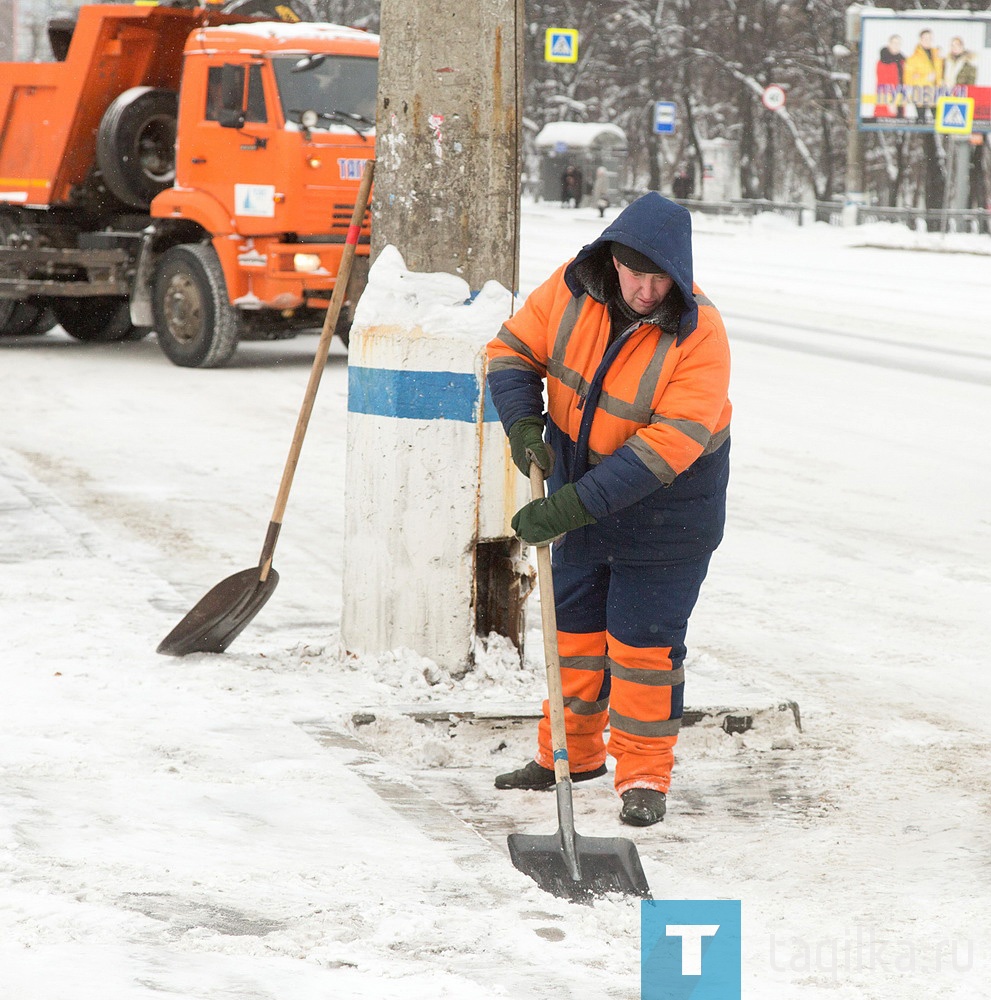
xmin=844 ymin=204 xmax=990 ymax=235
xmin=621 ymin=190 xmax=991 ymax=235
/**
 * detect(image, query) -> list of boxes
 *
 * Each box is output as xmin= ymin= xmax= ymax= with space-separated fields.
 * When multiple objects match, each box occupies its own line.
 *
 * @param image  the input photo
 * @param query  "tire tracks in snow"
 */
xmin=725 ymin=312 xmax=991 ymax=386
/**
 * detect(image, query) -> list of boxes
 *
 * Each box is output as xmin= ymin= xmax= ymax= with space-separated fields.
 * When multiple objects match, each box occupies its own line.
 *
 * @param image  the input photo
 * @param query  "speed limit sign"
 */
xmin=762 ymin=85 xmax=786 ymax=111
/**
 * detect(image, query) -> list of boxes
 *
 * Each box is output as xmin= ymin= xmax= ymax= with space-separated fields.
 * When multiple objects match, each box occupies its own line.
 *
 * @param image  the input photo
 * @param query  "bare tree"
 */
xmin=312 ymin=0 xmax=991 ymax=209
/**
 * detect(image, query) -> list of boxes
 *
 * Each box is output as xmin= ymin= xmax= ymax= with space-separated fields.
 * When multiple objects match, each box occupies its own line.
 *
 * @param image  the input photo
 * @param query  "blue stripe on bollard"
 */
xmin=348 ymin=367 xmax=499 ymax=422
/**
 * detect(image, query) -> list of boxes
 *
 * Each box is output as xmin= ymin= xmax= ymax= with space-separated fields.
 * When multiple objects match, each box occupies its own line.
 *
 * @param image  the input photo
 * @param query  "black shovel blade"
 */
xmin=156 ymin=566 xmax=279 ymax=657
xmin=508 ymin=828 xmax=651 ymax=903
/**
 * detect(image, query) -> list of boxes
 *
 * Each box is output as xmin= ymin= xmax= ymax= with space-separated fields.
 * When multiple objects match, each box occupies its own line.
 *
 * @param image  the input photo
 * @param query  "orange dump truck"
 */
xmin=0 ymin=2 xmax=377 ymax=366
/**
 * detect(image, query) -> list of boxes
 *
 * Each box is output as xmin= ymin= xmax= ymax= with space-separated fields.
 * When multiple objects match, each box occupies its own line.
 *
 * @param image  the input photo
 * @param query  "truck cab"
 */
xmin=149 ymin=19 xmax=377 ymax=365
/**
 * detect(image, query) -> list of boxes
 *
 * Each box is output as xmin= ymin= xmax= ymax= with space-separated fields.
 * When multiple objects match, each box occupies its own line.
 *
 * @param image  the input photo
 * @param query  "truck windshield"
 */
xmin=272 ymin=55 xmax=377 ymax=132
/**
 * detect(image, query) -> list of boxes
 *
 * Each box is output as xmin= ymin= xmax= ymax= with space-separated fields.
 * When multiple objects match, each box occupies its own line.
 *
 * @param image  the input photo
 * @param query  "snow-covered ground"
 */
xmin=1 ymin=202 xmax=989 ymax=999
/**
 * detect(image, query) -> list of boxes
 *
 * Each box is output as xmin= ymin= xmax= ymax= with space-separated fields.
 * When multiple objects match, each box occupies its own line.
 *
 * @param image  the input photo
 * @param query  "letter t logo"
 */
xmin=666 ymin=924 xmax=720 ymax=975
xmin=642 ymin=901 xmax=741 ymax=1000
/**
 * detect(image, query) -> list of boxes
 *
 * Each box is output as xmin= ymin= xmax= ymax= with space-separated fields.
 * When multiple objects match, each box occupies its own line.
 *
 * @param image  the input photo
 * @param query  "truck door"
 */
xmin=181 ymin=61 xmax=282 ymax=234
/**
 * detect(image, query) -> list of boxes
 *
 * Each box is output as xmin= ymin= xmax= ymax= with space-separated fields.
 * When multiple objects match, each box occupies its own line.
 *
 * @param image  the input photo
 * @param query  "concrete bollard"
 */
xmin=341 ymin=246 xmax=531 ymax=671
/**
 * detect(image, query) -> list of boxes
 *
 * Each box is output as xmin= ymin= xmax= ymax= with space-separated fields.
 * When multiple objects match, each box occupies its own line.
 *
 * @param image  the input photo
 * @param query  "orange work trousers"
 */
xmin=533 ymin=549 xmax=712 ymax=795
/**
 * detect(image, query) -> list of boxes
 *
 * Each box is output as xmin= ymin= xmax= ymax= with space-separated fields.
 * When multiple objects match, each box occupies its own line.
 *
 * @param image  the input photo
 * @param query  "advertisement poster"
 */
xmin=857 ymin=11 xmax=991 ymax=132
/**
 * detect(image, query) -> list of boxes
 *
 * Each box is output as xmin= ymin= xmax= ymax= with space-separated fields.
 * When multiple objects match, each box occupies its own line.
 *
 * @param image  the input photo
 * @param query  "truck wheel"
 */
xmin=0 ymin=300 xmax=53 ymax=337
xmin=53 ymin=297 xmax=134 ymax=342
xmin=27 ymin=304 xmax=58 ymax=336
xmin=335 ymin=299 xmax=365 ymax=348
xmin=97 ymin=87 xmax=178 ymax=209
xmin=332 ymin=254 xmax=370 ymax=349
xmin=152 ymin=244 xmax=241 ymax=368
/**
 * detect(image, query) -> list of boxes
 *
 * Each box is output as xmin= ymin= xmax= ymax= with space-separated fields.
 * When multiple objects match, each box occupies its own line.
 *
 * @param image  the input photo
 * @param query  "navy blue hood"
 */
xmin=564 ymin=192 xmax=697 ymax=341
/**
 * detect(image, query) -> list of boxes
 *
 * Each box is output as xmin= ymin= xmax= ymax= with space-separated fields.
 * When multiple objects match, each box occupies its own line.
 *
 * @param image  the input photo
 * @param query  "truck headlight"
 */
xmin=293 ymin=253 xmax=322 ymax=273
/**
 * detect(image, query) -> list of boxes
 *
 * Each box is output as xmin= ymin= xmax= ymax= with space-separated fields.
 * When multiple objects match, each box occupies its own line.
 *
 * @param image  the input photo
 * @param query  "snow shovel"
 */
xmin=507 ymin=465 xmax=651 ymax=903
xmin=156 ymin=160 xmax=375 ymax=657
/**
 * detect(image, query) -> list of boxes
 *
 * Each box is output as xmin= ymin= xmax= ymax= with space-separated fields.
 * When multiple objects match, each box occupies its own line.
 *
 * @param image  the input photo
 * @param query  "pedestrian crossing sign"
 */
xmin=545 ymin=28 xmax=578 ymax=64
xmin=934 ymin=96 xmax=974 ymax=135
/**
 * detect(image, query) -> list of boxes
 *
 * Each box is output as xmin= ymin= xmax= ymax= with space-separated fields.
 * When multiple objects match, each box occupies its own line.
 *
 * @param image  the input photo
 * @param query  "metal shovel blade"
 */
xmin=508 ymin=827 xmax=651 ymax=903
xmin=156 ymin=566 xmax=279 ymax=657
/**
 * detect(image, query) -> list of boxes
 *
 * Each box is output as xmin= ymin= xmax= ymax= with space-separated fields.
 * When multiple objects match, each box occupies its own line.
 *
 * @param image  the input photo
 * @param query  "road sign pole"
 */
xmin=951 ymin=136 xmax=971 ymax=210
xmin=933 ymin=95 xmax=976 ymax=225
xmin=941 ymin=137 xmax=954 ymax=236
xmin=843 ymin=5 xmax=865 ymax=226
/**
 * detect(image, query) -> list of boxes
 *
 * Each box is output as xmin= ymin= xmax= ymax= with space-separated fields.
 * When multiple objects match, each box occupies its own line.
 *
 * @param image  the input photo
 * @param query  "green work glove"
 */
xmin=511 ymin=482 xmax=596 ymax=547
xmin=507 ymin=416 xmax=554 ymax=476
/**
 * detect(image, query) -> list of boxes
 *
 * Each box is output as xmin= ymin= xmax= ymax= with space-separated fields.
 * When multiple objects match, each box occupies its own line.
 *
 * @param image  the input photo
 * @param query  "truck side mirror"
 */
xmin=217 ymin=108 xmax=246 ymax=129
xmin=218 ymin=64 xmax=247 ymax=129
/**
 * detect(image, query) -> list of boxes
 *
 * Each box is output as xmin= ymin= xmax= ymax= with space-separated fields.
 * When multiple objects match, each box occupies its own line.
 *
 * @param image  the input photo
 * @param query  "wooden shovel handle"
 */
xmin=257 ymin=159 xmax=376 ymax=579
xmin=528 ymin=465 xmax=570 ymax=784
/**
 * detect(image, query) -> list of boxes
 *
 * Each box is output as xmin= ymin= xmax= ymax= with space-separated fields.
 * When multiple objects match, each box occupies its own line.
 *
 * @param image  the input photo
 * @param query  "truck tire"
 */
xmin=153 ymin=244 xmax=241 ymax=368
xmin=53 ymin=297 xmax=135 ymax=342
xmin=332 ymin=253 xmax=370 ymax=349
xmin=97 ymin=87 xmax=178 ymax=209
xmin=0 ymin=300 xmax=54 ymax=337
xmin=28 ymin=304 xmax=59 ymax=336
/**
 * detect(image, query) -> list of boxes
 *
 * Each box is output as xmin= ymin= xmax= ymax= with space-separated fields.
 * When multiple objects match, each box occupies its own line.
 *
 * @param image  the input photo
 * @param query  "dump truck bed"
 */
xmin=0 ymin=4 xmax=250 ymax=208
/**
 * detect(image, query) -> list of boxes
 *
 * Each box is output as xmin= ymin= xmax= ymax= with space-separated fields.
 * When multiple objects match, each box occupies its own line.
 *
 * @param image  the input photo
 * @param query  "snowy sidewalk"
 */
xmin=0 ymin=443 xmax=801 ymax=1000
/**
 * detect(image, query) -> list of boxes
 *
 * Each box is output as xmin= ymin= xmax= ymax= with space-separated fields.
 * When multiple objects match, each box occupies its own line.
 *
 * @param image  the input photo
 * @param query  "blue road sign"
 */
xmin=935 ymin=96 xmax=975 ymax=135
xmin=545 ymin=28 xmax=578 ymax=63
xmin=653 ymin=101 xmax=676 ymax=134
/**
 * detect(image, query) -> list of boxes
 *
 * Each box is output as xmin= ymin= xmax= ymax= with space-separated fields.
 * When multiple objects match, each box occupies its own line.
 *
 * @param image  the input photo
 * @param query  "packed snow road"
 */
xmin=1 ymin=203 xmax=989 ymax=999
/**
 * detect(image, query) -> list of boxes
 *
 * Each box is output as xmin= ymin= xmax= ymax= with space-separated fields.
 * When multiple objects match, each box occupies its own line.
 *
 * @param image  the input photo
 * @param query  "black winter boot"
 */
xmin=620 ymin=788 xmax=666 ymax=826
xmin=494 ymin=759 xmax=607 ymax=790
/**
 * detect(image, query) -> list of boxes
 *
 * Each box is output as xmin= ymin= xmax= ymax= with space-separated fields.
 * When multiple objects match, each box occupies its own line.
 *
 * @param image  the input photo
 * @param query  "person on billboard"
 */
xmin=874 ymin=34 xmax=905 ymax=118
xmin=904 ymin=28 xmax=943 ymax=122
xmin=943 ymin=36 xmax=977 ymax=89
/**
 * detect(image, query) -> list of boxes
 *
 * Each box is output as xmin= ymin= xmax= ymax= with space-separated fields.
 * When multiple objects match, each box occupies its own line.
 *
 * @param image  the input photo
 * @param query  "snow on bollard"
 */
xmin=341 ymin=246 xmax=529 ymax=671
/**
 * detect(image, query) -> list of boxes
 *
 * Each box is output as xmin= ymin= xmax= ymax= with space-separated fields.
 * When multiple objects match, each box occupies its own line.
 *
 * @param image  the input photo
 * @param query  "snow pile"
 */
xmin=352 ymin=244 xmax=517 ymax=342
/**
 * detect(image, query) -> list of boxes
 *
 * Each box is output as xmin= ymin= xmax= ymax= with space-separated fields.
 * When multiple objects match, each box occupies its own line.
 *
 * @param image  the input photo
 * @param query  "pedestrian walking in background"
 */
xmin=591 ymin=165 xmax=610 ymax=217
xmin=561 ymin=164 xmax=583 ymax=208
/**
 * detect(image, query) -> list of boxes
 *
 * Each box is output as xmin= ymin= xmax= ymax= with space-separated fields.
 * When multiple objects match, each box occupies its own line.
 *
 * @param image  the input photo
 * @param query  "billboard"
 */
xmin=857 ymin=10 xmax=991 ymax=133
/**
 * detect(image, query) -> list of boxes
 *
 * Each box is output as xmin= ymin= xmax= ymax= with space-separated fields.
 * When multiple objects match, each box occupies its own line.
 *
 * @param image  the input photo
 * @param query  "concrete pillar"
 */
xmin=341 ymin=0 xmax=529 ymax=671
xmin=371 ymin=0 xmax=524 ymax=292
xmin=341 ymin=250 xmax=529 ymax=669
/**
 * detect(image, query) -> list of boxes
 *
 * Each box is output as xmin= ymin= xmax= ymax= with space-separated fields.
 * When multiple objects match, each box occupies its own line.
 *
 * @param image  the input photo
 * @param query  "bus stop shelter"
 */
xmin=531 ymin=121 xmax=628 ymax=204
